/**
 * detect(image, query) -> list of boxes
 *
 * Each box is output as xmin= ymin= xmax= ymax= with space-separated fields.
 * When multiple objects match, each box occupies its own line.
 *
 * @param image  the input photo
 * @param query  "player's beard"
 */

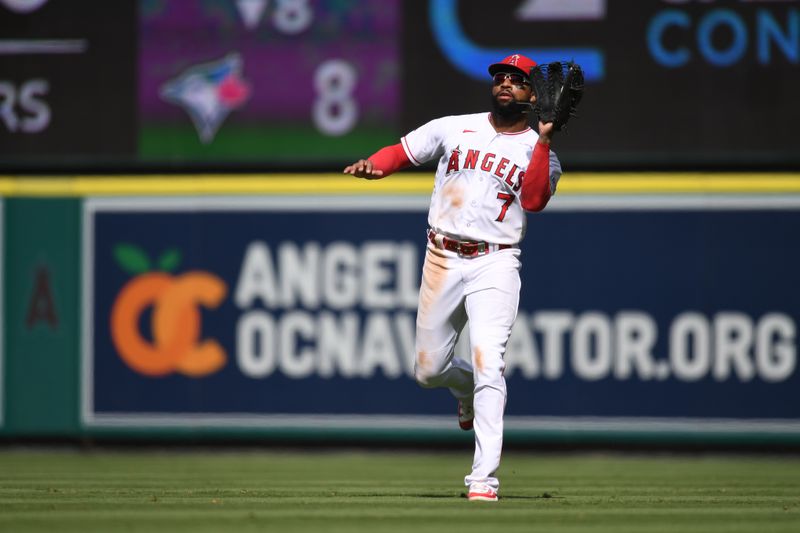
xmin=491 ymin=93 xmax=527 ymax=118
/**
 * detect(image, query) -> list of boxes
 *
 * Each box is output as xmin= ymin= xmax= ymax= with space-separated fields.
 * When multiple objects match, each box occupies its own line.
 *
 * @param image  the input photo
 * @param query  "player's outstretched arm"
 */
xmin=343 ymin=143 xmax=411 ymax=180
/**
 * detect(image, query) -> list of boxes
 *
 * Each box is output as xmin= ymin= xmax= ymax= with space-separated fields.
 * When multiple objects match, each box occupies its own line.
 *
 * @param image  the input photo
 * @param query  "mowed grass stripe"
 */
xmin=0 ymin=451 xmax=798 ymax=533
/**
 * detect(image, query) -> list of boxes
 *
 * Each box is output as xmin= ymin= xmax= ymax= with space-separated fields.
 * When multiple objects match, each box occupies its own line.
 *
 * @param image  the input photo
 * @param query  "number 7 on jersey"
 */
xmin=495 ymin=193 xmax=515 ymax=222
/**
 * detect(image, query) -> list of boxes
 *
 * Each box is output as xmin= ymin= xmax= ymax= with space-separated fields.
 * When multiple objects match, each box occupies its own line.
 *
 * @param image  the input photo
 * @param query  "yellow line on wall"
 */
xmin=563 ymin=173 xmax=800 ymax=194
xmin=0 ymin=175 xmax=432 ymax=196
xmin=1 ymin=173 xmax=799 ymax=196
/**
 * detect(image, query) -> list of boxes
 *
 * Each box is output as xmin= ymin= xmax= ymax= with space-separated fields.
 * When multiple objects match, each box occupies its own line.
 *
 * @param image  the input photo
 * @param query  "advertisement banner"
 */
xmin=0 ymin=0 xmax=136 ymax=160
xmin=403 ymin=0 xmax=800 ymax=167
xmin=138 ymin=0 xmax=400 ymax=164
xmin=83 ymin=196 xmax=800 ymax=434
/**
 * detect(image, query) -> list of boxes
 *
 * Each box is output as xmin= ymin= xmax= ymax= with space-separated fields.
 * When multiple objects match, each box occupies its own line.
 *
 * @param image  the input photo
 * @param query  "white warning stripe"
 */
xmin=83 ymin=195 xmax=800 ymax=213
xmin=83 ymin=413 xmax=800 ymax=434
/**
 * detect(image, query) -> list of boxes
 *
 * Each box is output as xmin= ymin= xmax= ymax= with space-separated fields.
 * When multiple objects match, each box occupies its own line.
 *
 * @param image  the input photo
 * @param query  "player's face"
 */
xmin=491 ymin=71 xmax=533 ymax=116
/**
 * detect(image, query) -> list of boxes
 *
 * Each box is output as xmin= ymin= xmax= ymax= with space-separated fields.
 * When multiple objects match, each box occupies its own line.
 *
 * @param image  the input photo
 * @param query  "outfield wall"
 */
xmin=2 ymin=173 xmax=800 ymax=445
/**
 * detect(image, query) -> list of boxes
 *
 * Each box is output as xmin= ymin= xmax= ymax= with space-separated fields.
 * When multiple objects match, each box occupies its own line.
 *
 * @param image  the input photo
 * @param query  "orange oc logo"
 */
xmin=109 ymin=244 xmax=227 ymax=377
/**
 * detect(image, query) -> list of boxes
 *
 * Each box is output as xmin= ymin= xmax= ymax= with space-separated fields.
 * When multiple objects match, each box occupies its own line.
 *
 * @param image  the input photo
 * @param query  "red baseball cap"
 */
xmin=488 ymin=54 xmax=537 ymax=77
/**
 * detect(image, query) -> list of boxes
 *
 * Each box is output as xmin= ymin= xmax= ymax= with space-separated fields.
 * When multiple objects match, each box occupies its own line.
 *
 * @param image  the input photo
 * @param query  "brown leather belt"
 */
xmin=427 ymin=230 xmax=512 ymax=257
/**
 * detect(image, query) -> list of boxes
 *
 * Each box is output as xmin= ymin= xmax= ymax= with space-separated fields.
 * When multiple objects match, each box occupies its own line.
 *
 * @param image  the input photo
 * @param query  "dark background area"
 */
xmin=403 ymin=0 xmax=800 ymax=169
xmin=1 ymin=0 xmax=798 ymax=171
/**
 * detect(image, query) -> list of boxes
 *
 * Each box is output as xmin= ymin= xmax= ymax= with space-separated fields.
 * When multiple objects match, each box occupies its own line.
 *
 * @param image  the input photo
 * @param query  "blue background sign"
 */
xmin=85 ymin=199 xmax=800 ymax=425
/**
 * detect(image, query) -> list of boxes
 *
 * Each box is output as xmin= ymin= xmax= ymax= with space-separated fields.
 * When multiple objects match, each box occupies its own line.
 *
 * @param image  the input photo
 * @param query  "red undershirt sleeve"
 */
xmin=520 ymin=141 xmax=552 ymax=212
xmin=367 ymin=143 xmax=411 ymax=178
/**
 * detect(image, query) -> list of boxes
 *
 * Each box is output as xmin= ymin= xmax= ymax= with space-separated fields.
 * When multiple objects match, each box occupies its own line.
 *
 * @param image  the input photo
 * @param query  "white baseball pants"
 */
xmin=414 ymin=243 xmax=521 ymax=491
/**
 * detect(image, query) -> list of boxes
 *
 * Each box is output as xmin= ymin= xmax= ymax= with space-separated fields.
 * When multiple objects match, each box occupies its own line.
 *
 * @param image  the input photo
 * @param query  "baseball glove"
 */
xmin=530 ymin=61 xmax=584 ymax=131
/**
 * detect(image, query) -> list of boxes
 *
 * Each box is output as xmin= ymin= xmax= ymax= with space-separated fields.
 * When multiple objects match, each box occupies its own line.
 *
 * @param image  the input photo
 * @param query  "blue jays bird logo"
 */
xmin=160 ymin=53 xmax=251 ymax=144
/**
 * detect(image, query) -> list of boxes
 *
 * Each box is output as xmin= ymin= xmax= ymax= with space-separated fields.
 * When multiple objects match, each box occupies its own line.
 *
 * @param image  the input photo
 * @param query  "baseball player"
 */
xmin=344 ymin=54 xmax=561 ymax=502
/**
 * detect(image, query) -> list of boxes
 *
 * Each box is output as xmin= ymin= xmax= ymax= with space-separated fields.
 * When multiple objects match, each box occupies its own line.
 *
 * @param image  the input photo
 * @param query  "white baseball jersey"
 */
xmin=401 ymin=112 xmax=562 ymax=245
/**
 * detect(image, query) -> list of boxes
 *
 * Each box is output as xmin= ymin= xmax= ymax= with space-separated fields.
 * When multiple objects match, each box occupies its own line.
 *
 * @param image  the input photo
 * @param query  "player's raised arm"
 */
xmin=343 ymin=143 xmax=411 ymax=180
xmin=520 ymin=121 xmax=559 ymax=212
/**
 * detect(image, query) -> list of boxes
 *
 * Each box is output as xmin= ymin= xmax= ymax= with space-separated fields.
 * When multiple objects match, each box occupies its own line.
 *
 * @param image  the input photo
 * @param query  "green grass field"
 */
xmin=1 ymin=450 xmax=799 ymax=532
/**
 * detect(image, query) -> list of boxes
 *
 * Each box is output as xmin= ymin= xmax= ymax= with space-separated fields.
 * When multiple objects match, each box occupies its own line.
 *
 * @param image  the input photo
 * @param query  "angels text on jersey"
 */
xmin=401 ymin=112 xmax=562 ymax=244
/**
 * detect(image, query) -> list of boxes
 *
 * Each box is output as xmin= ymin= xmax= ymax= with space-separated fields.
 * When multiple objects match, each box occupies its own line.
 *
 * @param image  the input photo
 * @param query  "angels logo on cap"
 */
xmin=488 ymin=54 xmax=537 ymax=77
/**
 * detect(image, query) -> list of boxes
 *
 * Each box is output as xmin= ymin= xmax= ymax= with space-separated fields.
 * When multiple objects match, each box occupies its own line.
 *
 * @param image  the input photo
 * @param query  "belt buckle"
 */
xmin=457 ymin=241 xmax=482 ymax=257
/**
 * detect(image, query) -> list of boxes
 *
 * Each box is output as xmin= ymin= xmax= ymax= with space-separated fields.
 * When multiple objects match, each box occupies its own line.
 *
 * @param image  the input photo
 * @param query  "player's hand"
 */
xmin=343 ymin=159 xmax=384 ymax=179
xmin=537 ymin=121 xmax=555 ymax=145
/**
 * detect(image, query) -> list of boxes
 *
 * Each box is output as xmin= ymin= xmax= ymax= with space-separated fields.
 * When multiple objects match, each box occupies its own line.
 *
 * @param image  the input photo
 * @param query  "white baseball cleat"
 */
xmin=467 ymin=483 xmax=498 ymax=502
xmin=458 ymin=400 xmax=474 ymax=431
